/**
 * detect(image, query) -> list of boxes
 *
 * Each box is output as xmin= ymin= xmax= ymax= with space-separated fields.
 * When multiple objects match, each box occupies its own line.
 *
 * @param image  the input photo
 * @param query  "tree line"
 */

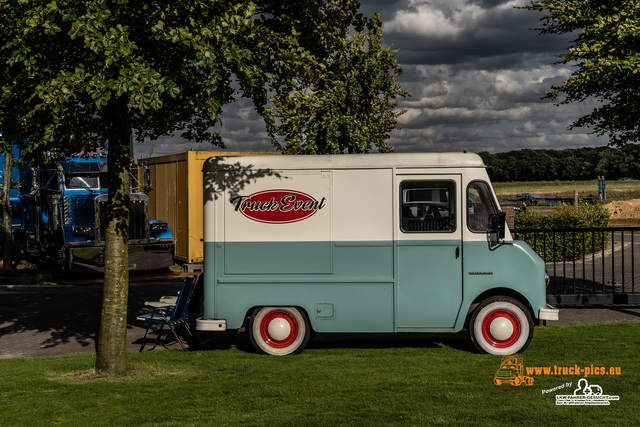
xmin=478 ymin=145 xmax=640 ymax=182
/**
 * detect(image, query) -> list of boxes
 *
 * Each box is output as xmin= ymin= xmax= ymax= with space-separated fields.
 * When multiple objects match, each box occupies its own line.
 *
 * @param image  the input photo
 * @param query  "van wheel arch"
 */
xmin=465 ymin=288 xmax=534 ymax=324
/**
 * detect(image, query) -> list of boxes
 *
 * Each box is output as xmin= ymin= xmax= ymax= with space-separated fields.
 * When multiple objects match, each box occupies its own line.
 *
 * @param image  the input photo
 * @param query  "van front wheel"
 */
xmin=469 ymin=296 xmax=533 ymax=355
xmin=249 ymin=307 xmax=311 ymax=356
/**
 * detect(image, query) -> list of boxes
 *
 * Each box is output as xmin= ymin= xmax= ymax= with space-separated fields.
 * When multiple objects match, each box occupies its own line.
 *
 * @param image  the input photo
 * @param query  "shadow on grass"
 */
xmin=137 ymin=330 xmax=240 ymax=353
xmin=193 ymin=330 xmax=475 ymax=355
xmin=308 ymin=332 xmax=474 ymax=353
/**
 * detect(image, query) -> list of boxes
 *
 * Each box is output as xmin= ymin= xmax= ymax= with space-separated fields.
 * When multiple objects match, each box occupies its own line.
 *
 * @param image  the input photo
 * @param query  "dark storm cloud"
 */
xmin=376 ymin=0 xmax=571 ymax=68
xmin=365 ymin=0 xmax=609 ymax=154
xmin=135 ymin=0 xmax=607 ymax=159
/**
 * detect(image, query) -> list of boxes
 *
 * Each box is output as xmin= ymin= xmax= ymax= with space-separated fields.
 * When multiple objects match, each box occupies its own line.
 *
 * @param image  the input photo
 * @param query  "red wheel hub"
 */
xmin=481 ymin=309 xmax=521 ymax=348
xmin=260 ymin=310 xmax=299 ymax=348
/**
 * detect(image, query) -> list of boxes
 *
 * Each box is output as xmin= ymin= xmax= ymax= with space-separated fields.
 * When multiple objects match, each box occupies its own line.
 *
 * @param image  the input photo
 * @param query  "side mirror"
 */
xmin=488 ymin=212 xmax=506 ymax=242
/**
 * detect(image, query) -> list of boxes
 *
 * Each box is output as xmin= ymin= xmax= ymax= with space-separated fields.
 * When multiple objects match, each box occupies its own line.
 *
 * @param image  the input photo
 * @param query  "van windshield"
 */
xmin=467 ymin=181 xmax=498 ymax=232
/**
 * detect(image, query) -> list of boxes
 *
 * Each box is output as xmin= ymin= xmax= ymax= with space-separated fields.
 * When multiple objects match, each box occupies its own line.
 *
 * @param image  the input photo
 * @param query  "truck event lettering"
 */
xmin=230 ymin=190 xmax=326 ymax=224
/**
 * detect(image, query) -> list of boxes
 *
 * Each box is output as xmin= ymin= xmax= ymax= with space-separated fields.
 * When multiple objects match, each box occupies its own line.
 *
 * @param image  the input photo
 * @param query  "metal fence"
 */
xmin=513 ymin=227 xmax=640 ymax=305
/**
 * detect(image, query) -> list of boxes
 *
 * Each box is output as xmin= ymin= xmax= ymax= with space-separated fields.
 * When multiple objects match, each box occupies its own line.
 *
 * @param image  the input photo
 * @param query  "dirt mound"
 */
xmin=606 ymin=199 xmax=640 ymax=226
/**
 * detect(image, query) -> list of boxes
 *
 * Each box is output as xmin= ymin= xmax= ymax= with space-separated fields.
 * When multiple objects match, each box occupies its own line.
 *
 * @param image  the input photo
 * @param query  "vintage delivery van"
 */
xmin=196 ymin=153 xmax=558 ymax=355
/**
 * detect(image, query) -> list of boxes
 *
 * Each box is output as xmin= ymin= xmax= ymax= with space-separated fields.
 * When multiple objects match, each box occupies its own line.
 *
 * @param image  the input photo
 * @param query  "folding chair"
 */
xmin=137 ymin=275 xmax=196 ymax=351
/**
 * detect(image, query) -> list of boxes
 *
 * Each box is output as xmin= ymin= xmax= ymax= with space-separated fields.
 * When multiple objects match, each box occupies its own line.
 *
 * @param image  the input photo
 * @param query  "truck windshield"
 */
xmin=65 ymin=174 xmax=105 ymax=190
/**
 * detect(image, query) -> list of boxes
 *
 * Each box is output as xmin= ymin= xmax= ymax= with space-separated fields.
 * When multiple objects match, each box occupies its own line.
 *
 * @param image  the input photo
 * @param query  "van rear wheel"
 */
xmin=249 ymin=307 xmax=311 ymax=356
xmin=469 ymin=296 xmax=533 ymax=355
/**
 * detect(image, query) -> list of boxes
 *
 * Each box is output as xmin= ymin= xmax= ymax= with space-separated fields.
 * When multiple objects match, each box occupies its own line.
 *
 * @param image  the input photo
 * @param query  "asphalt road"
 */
xmin=1 ymin=272 xmax=640 ymax=360
xmin=0 ymin=272 xmax=191 ymax=359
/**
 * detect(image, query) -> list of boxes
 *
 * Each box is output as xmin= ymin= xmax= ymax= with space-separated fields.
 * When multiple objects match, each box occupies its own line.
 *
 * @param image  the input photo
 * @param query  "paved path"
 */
xmin=1 ymin=272 xmax=639 ymax=360
xmin=547 ymin=238 xmax=640 ymax=297
xmin=0 ymin=273 xmax=189 ymax=360
xmin=544 ymin=305 xmax=640 ymax=326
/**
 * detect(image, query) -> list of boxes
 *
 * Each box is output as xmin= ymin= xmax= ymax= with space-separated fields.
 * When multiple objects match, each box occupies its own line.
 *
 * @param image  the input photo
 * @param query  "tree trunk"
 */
xmin=2 ymin=148 xmax=14 ymax=272
xmin=95 ymin=98 xmax=132 ymax=376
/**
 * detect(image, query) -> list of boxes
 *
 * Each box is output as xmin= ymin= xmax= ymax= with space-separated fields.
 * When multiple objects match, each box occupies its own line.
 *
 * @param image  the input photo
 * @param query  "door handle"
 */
xmin=456 ymin=246 xmax=460 ymax=259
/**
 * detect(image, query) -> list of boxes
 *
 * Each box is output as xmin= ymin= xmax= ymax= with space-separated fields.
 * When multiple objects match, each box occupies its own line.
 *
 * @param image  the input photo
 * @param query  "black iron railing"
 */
xmin=513 ymin=227 xmax=640 ymax=305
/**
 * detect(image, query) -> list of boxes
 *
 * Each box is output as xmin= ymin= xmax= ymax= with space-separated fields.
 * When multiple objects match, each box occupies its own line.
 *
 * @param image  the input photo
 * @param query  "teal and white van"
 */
xmin=196 ymin=153 xmax=558 ymax=355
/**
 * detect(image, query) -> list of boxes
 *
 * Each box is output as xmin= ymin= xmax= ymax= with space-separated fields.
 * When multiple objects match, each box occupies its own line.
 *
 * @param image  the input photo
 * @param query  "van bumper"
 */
xmin=539 ymin=305 xmax=559 ymax=321
xmin=196 ymin=318 xmax=227 ymax=331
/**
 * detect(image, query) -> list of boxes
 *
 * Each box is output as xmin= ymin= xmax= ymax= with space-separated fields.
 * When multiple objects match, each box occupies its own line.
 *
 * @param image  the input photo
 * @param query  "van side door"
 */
xmin=396 ymin=174 xmax=463 ymax=329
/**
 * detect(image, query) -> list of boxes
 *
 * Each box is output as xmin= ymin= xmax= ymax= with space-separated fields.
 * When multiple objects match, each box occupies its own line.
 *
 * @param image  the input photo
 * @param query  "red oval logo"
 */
xmin=230 ymin=190 xmax=327 ymax=224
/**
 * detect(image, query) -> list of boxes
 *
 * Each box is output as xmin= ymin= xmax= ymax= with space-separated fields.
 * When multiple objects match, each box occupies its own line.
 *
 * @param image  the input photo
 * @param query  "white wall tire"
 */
xmin=249 ymin=307 xmax=311 ymax=356
xmin=469 ymin=296 xmax=533 ymax=355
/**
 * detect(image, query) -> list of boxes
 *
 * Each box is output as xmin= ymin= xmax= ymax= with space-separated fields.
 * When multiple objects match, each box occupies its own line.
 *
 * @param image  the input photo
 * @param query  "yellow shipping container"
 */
xmin=138 ymin=151 xmax=277 ymax=264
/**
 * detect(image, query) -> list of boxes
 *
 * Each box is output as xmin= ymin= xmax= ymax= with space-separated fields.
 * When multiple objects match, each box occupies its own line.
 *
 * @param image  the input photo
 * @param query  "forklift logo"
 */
xmin=230 ymin=190 xmax=327 ymax=224
xmin=494 ymin=355 xmax=534 ymax=386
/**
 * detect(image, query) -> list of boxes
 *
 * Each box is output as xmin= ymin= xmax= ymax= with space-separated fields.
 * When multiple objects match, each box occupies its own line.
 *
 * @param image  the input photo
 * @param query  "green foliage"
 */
xmin=479 ymin=144 xmax=640 ymax=182
xmin=266 ymin=13 xmax=410 ymax=154
xmin=515 ymin=203 xmax=611 ymax=261
xmin=0 ymin=0 xmax=407 ymax=374
xmin=522 ymin=0 xmax=640 ymax=145
xmin=0 ymin=179 xmax=19 ymax=192
xmin=1 ymin=1 xmax=407 ymax=159
xmin=0 ymin=0 xmax=269 ymax=160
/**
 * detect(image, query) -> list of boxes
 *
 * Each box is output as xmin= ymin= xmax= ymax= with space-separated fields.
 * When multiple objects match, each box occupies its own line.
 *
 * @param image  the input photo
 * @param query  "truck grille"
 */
xmin=129 ymin=198 xmax=147 ymax=240
xmin=96 ymin=194 xmax=148 ymax=242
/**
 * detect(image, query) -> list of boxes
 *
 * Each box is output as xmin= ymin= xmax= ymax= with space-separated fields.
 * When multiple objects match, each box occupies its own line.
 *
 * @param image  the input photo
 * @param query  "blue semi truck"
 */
xmin=7 ymin=148 xmax=174 ymax=273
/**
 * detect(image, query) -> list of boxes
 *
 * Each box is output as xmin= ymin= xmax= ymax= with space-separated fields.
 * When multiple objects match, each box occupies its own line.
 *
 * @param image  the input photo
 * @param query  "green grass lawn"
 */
xmin=1 ymin=322 xmax=638 ymax=426
xmin=493 ymin=179 xmax=640 ymax=201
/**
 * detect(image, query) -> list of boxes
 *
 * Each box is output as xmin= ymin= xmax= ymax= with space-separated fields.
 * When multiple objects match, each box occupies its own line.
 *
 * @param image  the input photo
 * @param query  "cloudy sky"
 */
xmin=134 ymin=0 xmax=609 ymax=159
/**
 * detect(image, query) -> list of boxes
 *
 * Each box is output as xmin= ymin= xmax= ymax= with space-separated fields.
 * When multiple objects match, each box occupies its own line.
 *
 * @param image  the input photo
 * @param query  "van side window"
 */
xmin=400 ymin=181 xmax=456 ymax=233
xmin=467 ymin=181 xmax=498 ymax=232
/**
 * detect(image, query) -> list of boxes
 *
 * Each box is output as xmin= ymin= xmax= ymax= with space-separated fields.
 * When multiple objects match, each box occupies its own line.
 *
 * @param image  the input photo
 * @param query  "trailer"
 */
xmin=516 ymin=190 xmax=599 ymax=206
xmin=138 ymin=151 xmax=278 ymax=265
xmin=196 ymin=153 xmax=559 ymax=356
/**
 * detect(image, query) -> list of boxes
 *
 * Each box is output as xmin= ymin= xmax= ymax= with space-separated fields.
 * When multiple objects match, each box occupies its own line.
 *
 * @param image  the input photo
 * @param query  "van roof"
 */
xmin=203 ymin=152 xmax=485 ymax=171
